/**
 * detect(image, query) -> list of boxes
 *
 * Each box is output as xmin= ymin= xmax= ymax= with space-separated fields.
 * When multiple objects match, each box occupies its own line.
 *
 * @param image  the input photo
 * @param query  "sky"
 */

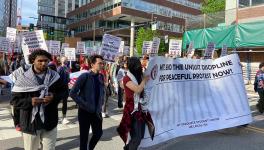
xmin=19 ymin=0 xmax=38 ymax=26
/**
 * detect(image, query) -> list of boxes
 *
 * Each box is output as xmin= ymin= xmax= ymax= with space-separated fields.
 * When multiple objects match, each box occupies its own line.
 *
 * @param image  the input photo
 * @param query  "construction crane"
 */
xmin=17 ymin=0 xmax=23 ymax=30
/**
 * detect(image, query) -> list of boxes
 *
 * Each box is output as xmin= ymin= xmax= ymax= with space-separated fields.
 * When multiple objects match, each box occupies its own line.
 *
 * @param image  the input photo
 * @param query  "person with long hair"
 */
xmin=117 ymin=57 xmax=154 ymax=150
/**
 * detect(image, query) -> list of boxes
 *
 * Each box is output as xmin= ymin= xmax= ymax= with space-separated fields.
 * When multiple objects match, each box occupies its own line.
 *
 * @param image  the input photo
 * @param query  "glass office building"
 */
xmin=0 ymin=0 xmax=17 ymax=36
xmin=67 ymin=0 xmax=201 ymax=46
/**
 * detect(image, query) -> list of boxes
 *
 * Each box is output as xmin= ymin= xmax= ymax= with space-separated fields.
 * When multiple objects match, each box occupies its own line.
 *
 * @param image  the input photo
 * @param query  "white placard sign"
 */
xmin=14 ymin=35 xmax=22 ymax=53
xmin=204 ymin=42 xmax=215 ymax=59
xmin=152 ymin=37 xmax=160 ymax=54
xmin=21 ymin=30 xmax=48 ymax=64
xmin=101 ymin=34 xmax=121 ymax=62
xmin=142 ymin=41 xmax=153 ymax=55
xmin=61 ymin=43 xmax=69 ymax=56
xmin=221 ymin=44 xmax=228 ymax=57
xmin=77 ymin=41 xmax=85 ymax=54
xmin=140 ymin=54 xmax=252 ymax=148
xmin=169 ymin=39 xmax=182 ymax=57
xmin=64 ymin=48 xmax=76 ymax=61
xmin=61 ymin=43 xmax=69 ymax=50
xmin=0 ymin=37 xmax=10 ymax=53
xmin=119 ymin=41 xmax=125 ymax=53
xmin=85 ymin=47 xmax=93 ymax=56
xmin=6 ymin=27 xmax=17 ymax=43
xmin=123 ymin=46 xmax=130 ymax=55
xmin=187 ymin=41 xmax=195 ymax=58
xmin=47 ymin=40 xmax=61 ymax=55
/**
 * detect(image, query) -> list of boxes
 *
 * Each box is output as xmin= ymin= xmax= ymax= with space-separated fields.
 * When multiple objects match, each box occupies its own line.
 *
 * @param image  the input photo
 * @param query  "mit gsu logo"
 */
xmin=151 ymin=64 xmax=158 ymax=80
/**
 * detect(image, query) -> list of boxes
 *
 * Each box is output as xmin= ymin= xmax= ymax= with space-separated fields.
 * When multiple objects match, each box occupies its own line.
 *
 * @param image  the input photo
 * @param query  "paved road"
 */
xmin=1 ymin=85 xmax=264 ymax=150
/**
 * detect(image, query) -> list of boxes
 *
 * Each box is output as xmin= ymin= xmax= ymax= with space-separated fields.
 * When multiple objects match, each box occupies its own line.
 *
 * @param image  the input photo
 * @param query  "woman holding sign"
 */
xmin=117 ymin=57 xmax=155 ymax=150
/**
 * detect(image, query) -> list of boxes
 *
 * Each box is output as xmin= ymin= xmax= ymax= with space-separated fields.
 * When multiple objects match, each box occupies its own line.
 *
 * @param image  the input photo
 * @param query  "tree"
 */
xmin=135 ymin=27 xmax=172 ymax=55
xmin=201 ymin=0 xmax=225 ymax=14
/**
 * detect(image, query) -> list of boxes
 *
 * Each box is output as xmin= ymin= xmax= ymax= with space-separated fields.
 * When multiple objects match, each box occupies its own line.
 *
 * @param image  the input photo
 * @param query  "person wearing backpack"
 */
xmin=70 ymin=55 xmax=105 ymax=150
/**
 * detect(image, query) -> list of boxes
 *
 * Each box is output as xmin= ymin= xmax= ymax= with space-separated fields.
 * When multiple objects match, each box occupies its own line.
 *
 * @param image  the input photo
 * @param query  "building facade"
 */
xmin=225 ymin=0 xmax=264 ymax=83
xmin=0 ymin=0 xmax=17 ymax=36
xmin=38 ymin=0 xmax=79 ymax=41
xmin=67 ymin=0 xmax=202 ymax=47
xmin=225 ymin=0 xmax=264 ymax=24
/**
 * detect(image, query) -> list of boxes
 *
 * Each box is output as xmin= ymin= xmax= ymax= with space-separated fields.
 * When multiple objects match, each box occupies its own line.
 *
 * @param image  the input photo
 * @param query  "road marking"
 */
xmin=246 ymin=126 xmax=264 ymax=134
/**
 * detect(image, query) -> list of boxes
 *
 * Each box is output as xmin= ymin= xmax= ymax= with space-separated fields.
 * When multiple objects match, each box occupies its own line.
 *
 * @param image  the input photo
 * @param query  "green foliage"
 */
xmin=201 ymin=0 xmax=225 ymax=14
xmin=136 ymin=27 xmax=172 ymax=56
xmin=159 ymin=38 xmax=168 ymax=55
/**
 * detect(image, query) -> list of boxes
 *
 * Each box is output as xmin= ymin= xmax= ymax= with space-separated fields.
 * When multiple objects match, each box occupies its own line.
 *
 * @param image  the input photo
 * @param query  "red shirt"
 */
xmin=123 ymin=76 xmax=135 ymax=112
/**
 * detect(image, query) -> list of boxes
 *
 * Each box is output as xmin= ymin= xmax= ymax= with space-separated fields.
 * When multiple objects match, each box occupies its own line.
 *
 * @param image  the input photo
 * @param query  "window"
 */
xmin=252 ymin=0 xmax=264 ymax=6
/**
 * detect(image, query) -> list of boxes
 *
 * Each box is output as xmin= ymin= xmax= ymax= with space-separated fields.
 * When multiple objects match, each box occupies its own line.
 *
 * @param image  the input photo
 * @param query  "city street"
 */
xmin=1 ymin=85 xmax=264 ymax=150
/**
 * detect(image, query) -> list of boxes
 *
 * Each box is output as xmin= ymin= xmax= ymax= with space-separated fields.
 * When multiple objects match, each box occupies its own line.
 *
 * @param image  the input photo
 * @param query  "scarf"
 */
xmin=12 ymin=65 xmax=60 ymax=123
xmin=126 ymin=71 xmax=149 ymax=114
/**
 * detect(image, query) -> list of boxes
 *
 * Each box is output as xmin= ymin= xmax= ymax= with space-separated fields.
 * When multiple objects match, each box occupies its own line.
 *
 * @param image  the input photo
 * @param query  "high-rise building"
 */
xmin=37 ymin=0 xmax=79 ymax=41
xmin=0 ymin=0 xmax=17 ymax=36
xmin=67 ymin=0 xmax=202 ymax=47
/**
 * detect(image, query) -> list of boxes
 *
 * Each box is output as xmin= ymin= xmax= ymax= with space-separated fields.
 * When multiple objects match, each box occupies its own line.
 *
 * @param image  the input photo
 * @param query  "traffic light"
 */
xmin=29 ymin=23 xmax=34 ymax=31
xmin=49 ymin=27 xmax=54 ymax=35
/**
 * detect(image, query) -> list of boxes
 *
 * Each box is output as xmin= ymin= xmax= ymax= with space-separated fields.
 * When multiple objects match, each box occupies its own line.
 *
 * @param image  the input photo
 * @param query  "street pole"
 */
xmin=93 ymin=21 xmax=95 ymax=46
xmin=129 ymin=17 xmax=135 ymax=57
xmin=9 ymin=0 xmax=12 ymax=27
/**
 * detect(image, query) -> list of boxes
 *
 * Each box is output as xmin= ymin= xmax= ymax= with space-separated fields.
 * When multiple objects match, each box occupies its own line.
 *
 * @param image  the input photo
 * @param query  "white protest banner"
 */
xmin=0 ymin=37 xmax=10 ymax=53
xmin=77 ymin=41 xmax=85 ymax=54
xmin=140 ymin=54 xmax=252 ymax=148
xmin=69 ymin=70 xmax=88 ymax=88
xmin=152 ymin=37 xmax=160 ymax=54
xmin=187 ymin=41 xmax=195 ymax=58
xmin=64 ymin=48 xmax=76 ymax=61
xmin=47 ymin=40 xmax=61 ymax=56
xmin=142 ymin=41 xmax=153 ymax=55
xmin=21 ymin=30 xmax=48 ymax=64
xmin=6 ymin=27 xmax=17 ymax=43
xmin=221 ymin=44 xmax=228 ymax=57
xmin=119 ymin=41 xmax=125 ymax=54
xmin=101 ymin=34 xmax=121 ymax=62
xmin=204 ymin=42 xmax=215 ymax=59
xmin=169 ymin=39 xmax=182 ymax=57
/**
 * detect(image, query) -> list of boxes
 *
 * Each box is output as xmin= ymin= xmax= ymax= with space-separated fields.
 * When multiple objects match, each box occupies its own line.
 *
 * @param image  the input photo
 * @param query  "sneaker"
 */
xmin=102 ymin=112 xmax=109 ymax=118
xmin=62 ymin=118 xmax=70 ymax=124
xmin=114 ymin=107 xmax=123 ymax=111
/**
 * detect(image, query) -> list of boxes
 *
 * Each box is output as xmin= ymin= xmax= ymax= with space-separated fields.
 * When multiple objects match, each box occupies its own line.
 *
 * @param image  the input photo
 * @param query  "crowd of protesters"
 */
xmin=1 ymin=49 xmax=264 ymax=150
xmin=0 ymin=50 xmax=150 ymax=150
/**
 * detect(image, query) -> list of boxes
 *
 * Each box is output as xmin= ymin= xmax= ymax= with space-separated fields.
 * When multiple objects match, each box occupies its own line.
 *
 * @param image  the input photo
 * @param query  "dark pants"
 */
xmin=78 ymin=108 xmax=103 ymax=150
xmin=257 ymin=91 xmax=264 ymax=113
xmin=124 ymin=115 xmax=145 ymax=150
xmin=118 ymin=85 xmax=124 ymax=108
xmin=62 ymin=91 xmax=69 ymax=116
xmin=103 ymin=86 xmax=110 ymax=113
